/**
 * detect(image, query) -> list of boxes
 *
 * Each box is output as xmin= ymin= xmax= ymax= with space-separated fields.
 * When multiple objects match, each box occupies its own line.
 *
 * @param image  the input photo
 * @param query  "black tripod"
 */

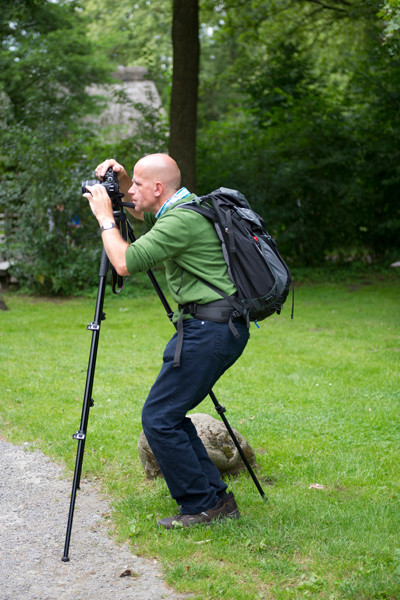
xmin=62 ymin=202 xmax=266 ymax=563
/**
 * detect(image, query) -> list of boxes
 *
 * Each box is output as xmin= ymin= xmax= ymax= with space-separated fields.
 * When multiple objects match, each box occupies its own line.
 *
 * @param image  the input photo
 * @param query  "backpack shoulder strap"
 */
xmin=178 ymin=200 xmax=216 ymax=221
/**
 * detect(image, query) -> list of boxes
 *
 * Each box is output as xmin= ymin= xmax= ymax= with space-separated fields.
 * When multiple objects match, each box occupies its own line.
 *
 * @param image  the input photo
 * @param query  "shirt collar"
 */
xmin=155 ymin=187 xmax=191 ymax=219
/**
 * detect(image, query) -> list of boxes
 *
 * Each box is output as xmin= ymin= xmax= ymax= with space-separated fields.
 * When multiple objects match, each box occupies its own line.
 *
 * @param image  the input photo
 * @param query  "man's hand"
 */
xmin=95 ymin=159 xmax=131 ymax=192
xmin=83 ymin=183 xmax=114 ymax=227
xmin=94 ymin=158 xmax=144 ymax=221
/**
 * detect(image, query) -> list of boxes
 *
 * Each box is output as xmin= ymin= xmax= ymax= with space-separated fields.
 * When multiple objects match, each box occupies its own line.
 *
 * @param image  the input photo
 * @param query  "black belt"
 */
xmin=182 ymin=298 xmax=239 ymax=322
xmin=173 ymin=298 xmax=243 ymax=368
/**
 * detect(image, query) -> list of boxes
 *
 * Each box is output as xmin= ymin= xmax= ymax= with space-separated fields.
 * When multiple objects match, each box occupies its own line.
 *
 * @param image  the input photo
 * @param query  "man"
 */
xmin=83 ymin=153 xmax=249 ymax=529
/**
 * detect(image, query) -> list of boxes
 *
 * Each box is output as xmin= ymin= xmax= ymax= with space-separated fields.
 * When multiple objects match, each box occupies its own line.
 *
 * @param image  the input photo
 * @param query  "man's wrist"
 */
xmin=100 ymin=220 xmax=117 ymax=232
xmin=119 ymin=171 xmax=133 ymax=195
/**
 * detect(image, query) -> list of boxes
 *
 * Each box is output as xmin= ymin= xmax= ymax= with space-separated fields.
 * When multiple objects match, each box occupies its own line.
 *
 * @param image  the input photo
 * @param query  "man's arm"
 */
xmin=83 ymin=183 xmax=130 ymax=276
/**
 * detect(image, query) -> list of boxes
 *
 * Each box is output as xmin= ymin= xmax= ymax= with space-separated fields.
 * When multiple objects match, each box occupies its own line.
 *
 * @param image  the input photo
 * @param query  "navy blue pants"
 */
xmin=142 ymin=317 xmax=249 ymax=514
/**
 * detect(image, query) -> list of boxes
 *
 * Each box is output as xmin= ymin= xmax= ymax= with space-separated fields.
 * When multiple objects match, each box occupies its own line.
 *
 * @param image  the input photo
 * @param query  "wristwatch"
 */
xmin=100 ymin=221 xmax=117 ymax=232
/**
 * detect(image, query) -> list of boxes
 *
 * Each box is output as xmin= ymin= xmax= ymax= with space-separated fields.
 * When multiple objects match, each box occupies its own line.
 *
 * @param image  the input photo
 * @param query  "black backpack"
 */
xmin=181 ymin=187 xmax=293 ymax=324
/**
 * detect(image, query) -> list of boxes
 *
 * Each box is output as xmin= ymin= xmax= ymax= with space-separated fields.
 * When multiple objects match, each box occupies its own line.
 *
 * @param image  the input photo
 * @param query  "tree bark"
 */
xmin=169 ymin=0 xmax=199 ymax=192
xmin=0 ymin=282 xmax=8 ymax=311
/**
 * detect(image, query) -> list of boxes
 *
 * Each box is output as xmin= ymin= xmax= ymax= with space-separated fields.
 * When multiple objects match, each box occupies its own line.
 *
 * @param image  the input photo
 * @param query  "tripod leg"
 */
xmin=209 ymin=391 xmax=266 ymax=501
xmin=62 ymin=249 xmax=109 ymax=562
xmin=124 ymin=220 xmax=266 ymax=500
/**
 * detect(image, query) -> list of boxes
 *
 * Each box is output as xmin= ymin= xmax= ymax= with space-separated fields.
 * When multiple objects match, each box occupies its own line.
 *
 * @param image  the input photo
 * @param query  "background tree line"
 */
xmin=0 ymin=0 xmax=399 ymax=294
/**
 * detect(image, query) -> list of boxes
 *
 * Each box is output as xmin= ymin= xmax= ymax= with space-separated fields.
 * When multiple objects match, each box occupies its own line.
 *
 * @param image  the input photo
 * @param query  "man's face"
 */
xmin=127 ymin=163 xmax=161 ymax=214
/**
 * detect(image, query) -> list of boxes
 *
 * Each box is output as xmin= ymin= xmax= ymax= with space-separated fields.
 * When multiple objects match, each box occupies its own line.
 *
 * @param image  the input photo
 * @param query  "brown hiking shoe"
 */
xmin=158 ymin=493 xmax=240 ymax=530
xmin=221 ymin=491 xmax=241 ymax=520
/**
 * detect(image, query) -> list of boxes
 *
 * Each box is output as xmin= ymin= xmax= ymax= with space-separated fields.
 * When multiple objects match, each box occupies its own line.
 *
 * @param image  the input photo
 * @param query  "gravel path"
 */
xmin=0 ymin=439 xmax=188 ymax=600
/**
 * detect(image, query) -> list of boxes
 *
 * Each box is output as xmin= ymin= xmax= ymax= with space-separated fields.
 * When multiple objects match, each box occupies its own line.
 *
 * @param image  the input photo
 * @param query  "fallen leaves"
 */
xmin=119 ymin=568 xmax=141 ymax=578
xmin=309 ymin=483 xmax=325 ymax=490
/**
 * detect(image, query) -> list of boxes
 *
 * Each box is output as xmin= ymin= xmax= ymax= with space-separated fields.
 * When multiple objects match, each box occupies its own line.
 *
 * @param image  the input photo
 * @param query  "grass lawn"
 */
xmin=1 ymin=272 xmax=399 ymax=599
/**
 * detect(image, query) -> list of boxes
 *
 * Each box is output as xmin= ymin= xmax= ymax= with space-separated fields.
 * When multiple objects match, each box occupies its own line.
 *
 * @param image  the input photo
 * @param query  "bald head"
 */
xmin=129 ymin=153 xmax=182 ymax=215
xmin=135 ymin=154 xmax=181 ymax=199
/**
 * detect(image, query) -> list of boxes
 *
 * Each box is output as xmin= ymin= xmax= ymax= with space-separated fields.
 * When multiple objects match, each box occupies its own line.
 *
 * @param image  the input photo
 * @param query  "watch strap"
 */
xmin=100 ymin=221 xmax=117 ymax=232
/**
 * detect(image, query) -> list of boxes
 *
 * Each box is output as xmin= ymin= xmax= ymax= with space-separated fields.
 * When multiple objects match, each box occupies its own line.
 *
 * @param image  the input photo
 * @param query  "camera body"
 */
xmin=82 ymin=167 xmax=121 ymax=209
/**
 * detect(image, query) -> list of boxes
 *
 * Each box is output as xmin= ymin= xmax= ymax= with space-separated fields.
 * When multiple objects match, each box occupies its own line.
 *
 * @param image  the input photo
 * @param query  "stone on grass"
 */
xmin=137 ymin=412 xmax=256 ymax=479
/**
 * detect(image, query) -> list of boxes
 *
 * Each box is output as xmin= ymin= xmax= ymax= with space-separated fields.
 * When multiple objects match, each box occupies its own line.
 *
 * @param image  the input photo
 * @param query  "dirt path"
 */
xmin=0 ymin=439 xmax=188 ymax=600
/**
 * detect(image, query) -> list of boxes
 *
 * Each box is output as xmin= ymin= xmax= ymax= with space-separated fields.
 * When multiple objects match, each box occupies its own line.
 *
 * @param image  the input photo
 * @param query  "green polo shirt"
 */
xmin=125 ymin=196 xmax=236 ymax=320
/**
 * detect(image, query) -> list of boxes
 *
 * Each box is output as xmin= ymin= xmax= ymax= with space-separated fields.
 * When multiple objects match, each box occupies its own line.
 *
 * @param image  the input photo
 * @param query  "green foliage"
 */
xmin=379 ymin=0 xmax=400 ymax=36
xmin=2 ymin=148 xmax=103 ymax=295
xmin=0 ymin=0 xmax=110 ymax=294
xmin=83 ymin=0 xmax=173 ymax=105
xmin=2 ymin=0 xmax=400 ymax=294
xmin=0 ymin=0 xmax=168 ymax=295
xmin=0 ymin=0 xmax=108 ymax=124
xmin=345 ymin=37 xmax=400 ymax=259
xmin=197 ymin=39 xmax=358 ymax=264
xmin=196 ymin=0 xmax=400 ymax=265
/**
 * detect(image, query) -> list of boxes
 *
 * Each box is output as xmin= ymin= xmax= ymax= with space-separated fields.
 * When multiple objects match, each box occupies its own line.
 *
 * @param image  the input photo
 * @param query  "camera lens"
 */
xmin=81 ymin=179 xmax=97 ymax=194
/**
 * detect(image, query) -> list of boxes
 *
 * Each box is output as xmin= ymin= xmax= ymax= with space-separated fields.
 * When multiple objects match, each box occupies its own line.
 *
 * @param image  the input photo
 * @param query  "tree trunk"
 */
xmin=169 ymin=0 xmax=199 ymax=192
xmin=0 ymin=282 xmax=8 ymax=311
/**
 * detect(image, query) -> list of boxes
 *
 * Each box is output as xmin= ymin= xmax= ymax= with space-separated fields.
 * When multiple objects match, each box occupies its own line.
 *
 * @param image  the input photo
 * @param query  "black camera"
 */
xmin=82 ymin=167 xmax=121 ymax=208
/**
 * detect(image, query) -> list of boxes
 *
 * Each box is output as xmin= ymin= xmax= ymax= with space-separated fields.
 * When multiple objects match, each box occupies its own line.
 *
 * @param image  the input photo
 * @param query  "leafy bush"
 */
xmin=0 ymin=1 xmax=168 ymax=295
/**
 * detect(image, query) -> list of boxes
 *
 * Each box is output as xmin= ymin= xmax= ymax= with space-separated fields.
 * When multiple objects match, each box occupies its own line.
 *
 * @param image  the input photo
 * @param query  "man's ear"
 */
xmin=154 ymin=181 xmax=163 ymax=197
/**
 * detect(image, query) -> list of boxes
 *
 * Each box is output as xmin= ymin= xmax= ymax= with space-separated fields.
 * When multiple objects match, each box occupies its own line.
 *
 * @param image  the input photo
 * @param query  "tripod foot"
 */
xmin=61 ymin=556 xmax=70 ymax=563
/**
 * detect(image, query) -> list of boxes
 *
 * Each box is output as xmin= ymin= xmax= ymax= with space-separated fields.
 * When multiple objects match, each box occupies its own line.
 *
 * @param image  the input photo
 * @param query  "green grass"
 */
xmin=1 ymin=274 xmax=400 ymax=599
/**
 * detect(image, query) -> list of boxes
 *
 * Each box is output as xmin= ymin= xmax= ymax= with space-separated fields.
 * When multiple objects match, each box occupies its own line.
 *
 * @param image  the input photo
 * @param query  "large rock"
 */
xmin=137 ymin=412 xmax=257 ymax=480
xmin=87 ymin=65 xmax=163 ymax=140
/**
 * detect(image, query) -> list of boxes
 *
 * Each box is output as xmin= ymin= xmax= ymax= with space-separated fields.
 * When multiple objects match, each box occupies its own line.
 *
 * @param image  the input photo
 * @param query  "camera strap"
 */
xmin=111 ymin=214 xmax=129 ymax=294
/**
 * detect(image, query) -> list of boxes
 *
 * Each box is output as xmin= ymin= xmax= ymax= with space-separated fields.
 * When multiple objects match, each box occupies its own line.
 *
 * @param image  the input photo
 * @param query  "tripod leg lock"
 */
xmin=87 ymin=322 xmax=100 ymax=331
xmin=73 ymin=431 xmax=86 ymax=441
xmin=215 ymin=404 xmax=226 ymax=415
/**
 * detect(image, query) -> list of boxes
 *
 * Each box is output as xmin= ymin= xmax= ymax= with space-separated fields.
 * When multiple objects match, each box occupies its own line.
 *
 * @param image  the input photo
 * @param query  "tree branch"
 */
xmin=300 ymin=0 xmax=352 ymax=13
